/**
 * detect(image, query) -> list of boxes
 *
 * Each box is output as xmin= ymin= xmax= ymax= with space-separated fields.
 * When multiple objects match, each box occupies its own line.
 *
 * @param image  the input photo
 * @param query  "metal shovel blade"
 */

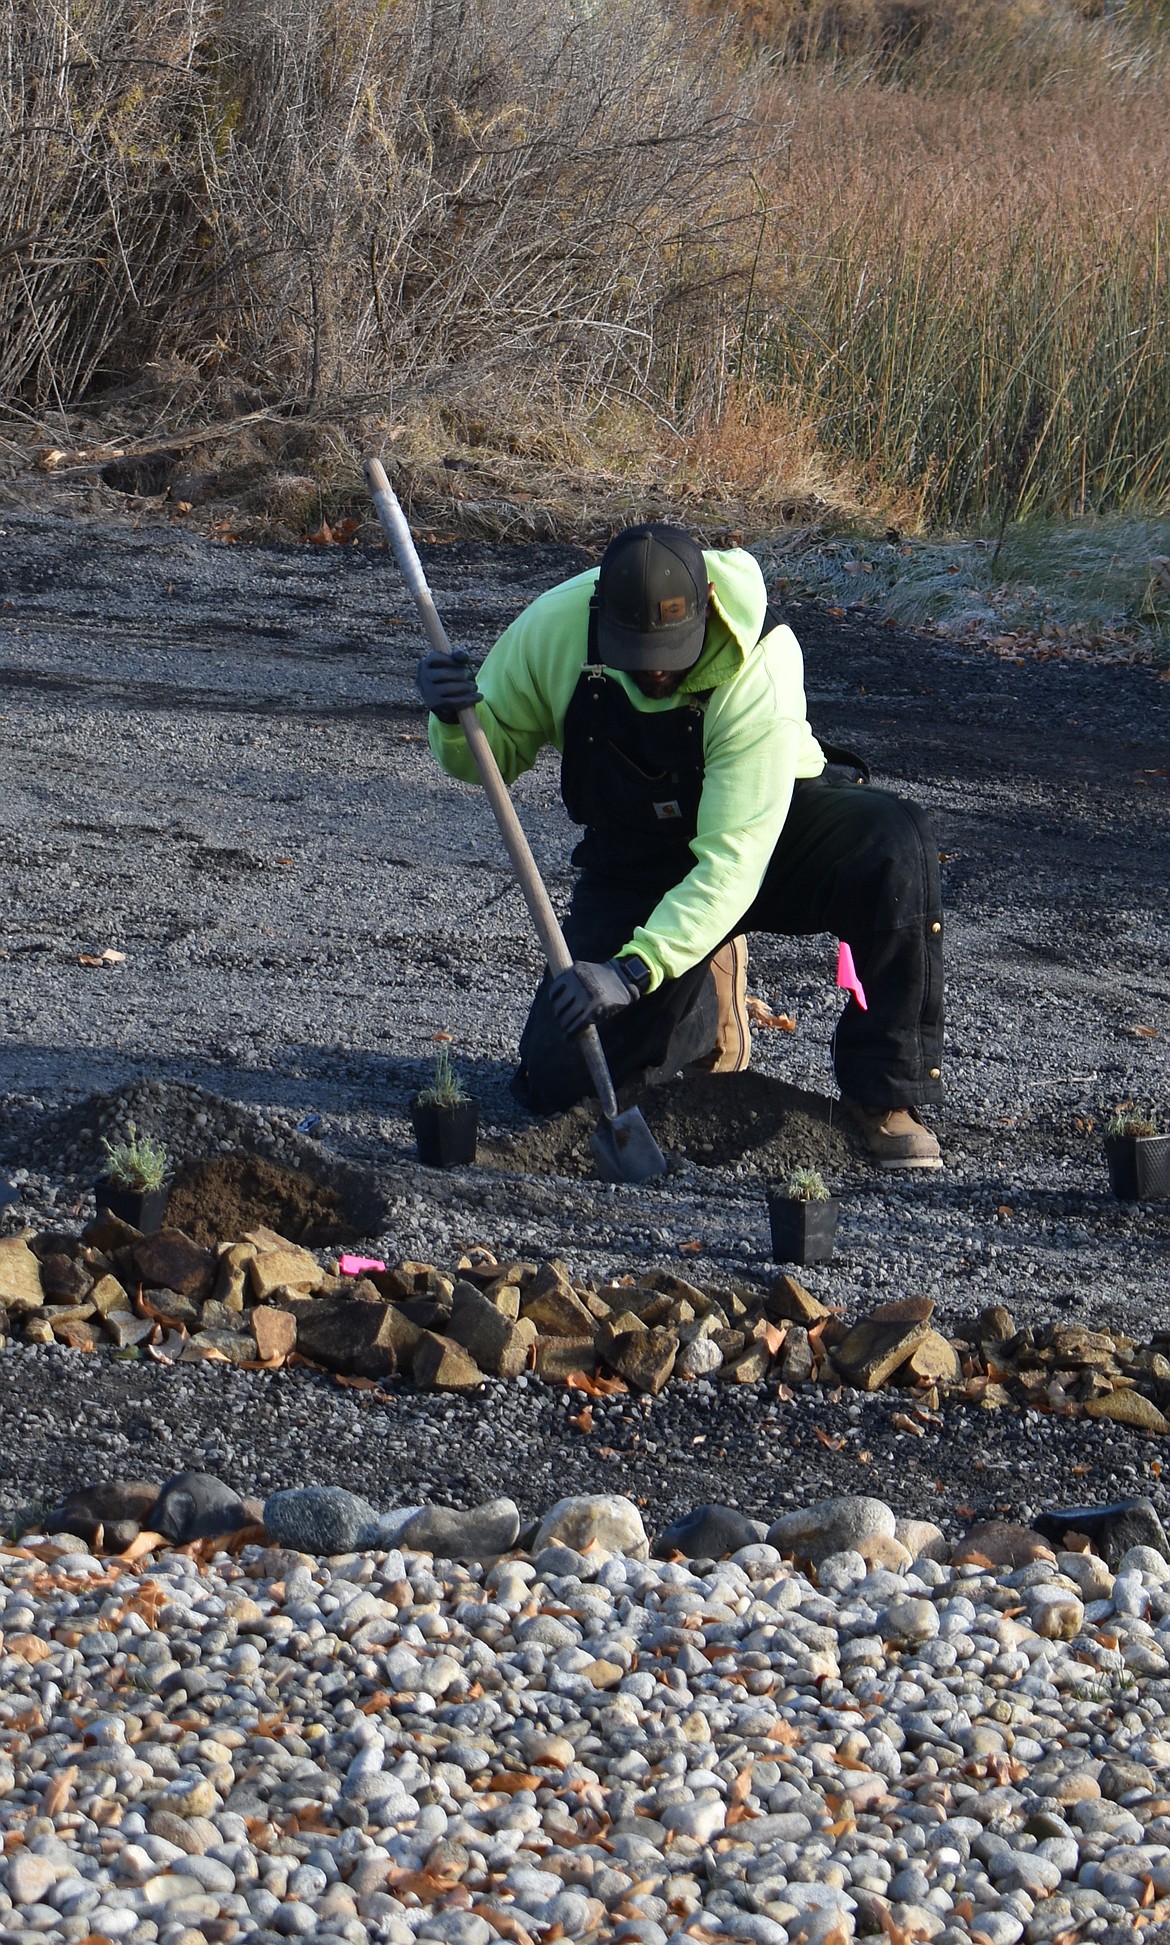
xmin=589 ymin=1106 xmax=667 ymax=1184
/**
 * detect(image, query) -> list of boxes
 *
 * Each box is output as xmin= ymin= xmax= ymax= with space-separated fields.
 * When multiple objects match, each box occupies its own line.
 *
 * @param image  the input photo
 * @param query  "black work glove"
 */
xmin=417 ymin=647 xmax=483 ymax=724
xmin=548 ymin=957 xmax=649 ymax=1039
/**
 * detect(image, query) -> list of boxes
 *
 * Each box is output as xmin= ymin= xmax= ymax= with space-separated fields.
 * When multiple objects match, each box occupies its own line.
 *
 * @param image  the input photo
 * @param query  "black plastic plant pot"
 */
xmin=1105 ymin=1133 xmax=1170 ymax=1203
xmin=94 ymin=1179 xmax=170 ymax=1233
xmin=411 ymin=1098 xmax=478 ymax=1169
xmin=767 ymin=1190 xmax=840 ymax=1265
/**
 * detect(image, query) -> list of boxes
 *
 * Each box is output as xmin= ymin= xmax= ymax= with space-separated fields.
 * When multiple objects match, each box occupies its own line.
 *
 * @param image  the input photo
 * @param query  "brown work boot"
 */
xmin=690 ymin=936 xmax=752 ymax=1074
xmin=841 ymin=1099 xmax=943 ymax=1170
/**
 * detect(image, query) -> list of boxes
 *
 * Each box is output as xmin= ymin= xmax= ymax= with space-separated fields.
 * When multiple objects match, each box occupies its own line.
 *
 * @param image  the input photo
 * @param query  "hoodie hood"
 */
xmin=675 ymin=546 xmax=769 ymax=694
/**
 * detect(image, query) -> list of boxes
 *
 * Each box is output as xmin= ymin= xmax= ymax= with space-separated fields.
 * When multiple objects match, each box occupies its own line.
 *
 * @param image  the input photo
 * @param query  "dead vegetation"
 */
xmin=1 ymin=0 xmax=1169 ymax=542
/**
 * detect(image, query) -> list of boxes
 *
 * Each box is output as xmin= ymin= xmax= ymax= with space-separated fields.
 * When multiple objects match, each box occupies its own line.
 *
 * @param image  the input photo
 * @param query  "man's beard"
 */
xmin=632 ymin=669 xmax=686 ymax=698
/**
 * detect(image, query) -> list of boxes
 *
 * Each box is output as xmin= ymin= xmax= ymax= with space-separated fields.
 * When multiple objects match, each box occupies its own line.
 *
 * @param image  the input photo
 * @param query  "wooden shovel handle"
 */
xmin=364 ymin=457 xmax=620 ymax=1120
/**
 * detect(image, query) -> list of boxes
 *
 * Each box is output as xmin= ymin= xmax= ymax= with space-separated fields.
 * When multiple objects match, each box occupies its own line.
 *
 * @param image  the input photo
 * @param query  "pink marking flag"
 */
xmin=836 ymin=940 xmax=868 ymax=1011
xmin=339 ymin=1253 xmax=386 ymax=1276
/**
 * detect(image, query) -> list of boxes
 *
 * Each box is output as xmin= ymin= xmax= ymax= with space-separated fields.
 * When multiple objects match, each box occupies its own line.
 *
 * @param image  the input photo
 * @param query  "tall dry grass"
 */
xmin=720 ymin=73 xmax=1170 ymax=527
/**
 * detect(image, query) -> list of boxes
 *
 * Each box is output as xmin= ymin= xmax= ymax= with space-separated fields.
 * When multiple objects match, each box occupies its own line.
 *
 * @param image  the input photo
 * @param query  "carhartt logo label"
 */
xmin=653 ymin=799 xmax=683 ymax=820
xmin=658 ymin=596 xmax=687 ymax=623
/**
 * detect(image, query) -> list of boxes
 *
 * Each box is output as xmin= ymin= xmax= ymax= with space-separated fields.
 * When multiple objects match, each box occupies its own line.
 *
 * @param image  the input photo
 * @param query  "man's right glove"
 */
xmin=548 ymin=956 xmax=650 ymax=1039
xmin=417 ymin=648 xmax=483 ymax=724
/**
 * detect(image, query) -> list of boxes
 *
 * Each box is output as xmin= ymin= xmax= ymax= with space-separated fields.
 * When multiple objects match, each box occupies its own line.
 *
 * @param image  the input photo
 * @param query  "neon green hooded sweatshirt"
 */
xmin=428 ymin=546 xmax=825 ymax=989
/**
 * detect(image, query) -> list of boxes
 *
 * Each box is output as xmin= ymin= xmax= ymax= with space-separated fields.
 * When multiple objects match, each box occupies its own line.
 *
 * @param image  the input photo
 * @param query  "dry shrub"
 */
xmin=0 ymin=0 xmax=770 ymax=417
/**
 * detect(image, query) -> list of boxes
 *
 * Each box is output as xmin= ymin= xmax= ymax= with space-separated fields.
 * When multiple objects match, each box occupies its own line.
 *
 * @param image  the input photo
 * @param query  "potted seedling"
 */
xmin=95 ymin=1123 xmax=171 ymax=1232
xmin=1104 ymin=1106 xmax=1170 ymax=1203
xmin=410 ymin=1046 xmax=478 ymax=1169
xmin=766 ymin=1165 xmax=840 ymax=1265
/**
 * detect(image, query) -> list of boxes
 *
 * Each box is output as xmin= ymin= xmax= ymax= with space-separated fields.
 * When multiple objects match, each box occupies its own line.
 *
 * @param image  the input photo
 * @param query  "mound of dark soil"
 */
xmin=479 ymin=1071 xmax=864 ymax=1179
xmin=165 ymin=1152 xmax=365 ymax=1249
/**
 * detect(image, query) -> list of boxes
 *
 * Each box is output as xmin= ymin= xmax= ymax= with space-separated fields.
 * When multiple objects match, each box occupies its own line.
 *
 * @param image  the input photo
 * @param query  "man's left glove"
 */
xmin=548 ymin=956 xmax=650 ymax=1039
xmin=417 ymin=647 xmax=483 ymax=723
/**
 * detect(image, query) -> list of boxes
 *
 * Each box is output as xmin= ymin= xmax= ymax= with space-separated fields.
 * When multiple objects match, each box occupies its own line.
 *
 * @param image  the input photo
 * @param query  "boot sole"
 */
xmin=875 ymin=1154 xmax=944 ymax=1170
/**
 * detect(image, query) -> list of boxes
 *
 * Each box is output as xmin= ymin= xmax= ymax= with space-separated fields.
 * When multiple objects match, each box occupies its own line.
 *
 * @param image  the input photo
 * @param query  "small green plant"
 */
xmin=1106 ymin=1105 xmax=1160 ymax=1139
xmin=416 ymin=1046 xmax=470 ymax=1109
xmin=784 ymin=1165 xmax=831 ymax=1202
xmin=98 ymin=1122 xmax=169 ymax=1191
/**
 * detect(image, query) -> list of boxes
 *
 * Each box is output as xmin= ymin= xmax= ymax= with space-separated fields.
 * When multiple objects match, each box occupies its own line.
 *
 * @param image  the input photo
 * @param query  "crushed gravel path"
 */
xmin=0 ymin=502 xmax=1168 ymax=1541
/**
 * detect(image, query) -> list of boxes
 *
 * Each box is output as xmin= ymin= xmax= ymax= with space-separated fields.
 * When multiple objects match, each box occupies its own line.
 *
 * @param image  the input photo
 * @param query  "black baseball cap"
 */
xmin=595 ymin=523 xmax=710 ymax=672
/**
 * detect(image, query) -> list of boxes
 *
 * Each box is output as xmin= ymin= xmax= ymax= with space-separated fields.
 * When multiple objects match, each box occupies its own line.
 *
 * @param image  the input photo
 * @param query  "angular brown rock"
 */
xmin=251 ymin=1306 xmax=298 ymax=1362
xmin=139 ymin=1286 xmax=201 ymax=1330
xmin=106 ymin=1312 xmax=154 ymax=1348
xmin=833 ymin=1314 xmax=932 ymax=1390
xmin=532 ymin=1336 xmax=596 ymax=1380
xmin=290 ymin=1298 xmax=404 ymax=1378
xmin=447 ymin=1284 xmax=536 ymax=1379
xmin=869 ymin=1295 xmax=934 ymax=1325
xmin=637 ymin=1270 xmax=709 ymax=1307
xmin=48 ymin=1479 xmax=161 ymax=1547
xmin=200 ymin=1299 xmax=249 ymax=1333
xmin=39 ymin=1254 xmax=92 ymax=1303
xmin=780 ymin=1325 xmax=814 ymax=1386
xmin=975 ymin=1303 xmax=1017 ymax=1343
xmin=1038 ymin=1323 xmax=1121 ymax=1368
xmin=182 ymin=1329 xmax=258 ymax=1364
xmin=89 ymin=1274 xmax=134 ymax=1318
xmin=247 ymin=1245 xmax=325 ymax=1302
xmin=603 ymin=1327 xmax=678 ymax=1394
xmin=0 ymin=1239 xmax=45 ymax=1314
xmin=521 ymin=1280 xmax=595 ymax=1337
xmin=1085 ymin=1389 xmax=1170 ymax=1433
xmin=763 ymin=1273 xmax=830 ymax=1326
xmin=904 ymin=1330 xmax=962 ymax=1385
xmin=721 ymin=1341 xmax=773 ymax=1385
xmin=211 ymin=1245 xmax=250 ymax=1311
xmin=412 ymin=1332 xmax=484 ymax=1390
xmin=52 ymin=1317 xmax=103 ymax=1351
xmin=125 ymin=1230 xmax=216 ymax=1300
xmin=952 ymin=1520 xmax=1055 ymax=1569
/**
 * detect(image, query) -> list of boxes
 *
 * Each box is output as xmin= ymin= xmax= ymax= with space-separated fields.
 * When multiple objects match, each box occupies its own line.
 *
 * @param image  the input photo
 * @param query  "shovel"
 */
xmin=364 ymin=456 xmax=668 ymax=1185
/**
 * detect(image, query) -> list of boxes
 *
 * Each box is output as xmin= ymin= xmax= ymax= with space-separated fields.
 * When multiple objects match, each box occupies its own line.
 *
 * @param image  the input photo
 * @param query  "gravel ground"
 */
xmin=0 ymin=499 xmax=1168 ymax=1540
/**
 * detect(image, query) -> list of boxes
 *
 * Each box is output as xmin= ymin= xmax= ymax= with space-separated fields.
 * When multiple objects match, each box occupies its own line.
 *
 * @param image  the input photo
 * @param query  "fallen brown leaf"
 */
xmin=387 ymin=1866 xmax=467 ymax=1896
xmin=745 ymin=995 xmax=797 ymax=1031
xmin=6 ymin=1632 xmax=52 ymax=1663
xmin=475 ymin=1909 xmax=538 ymax=1945
xmin=570 ymin=1406 xmax=594 ymax=1433
xmin=565 ymin=1369 xmax=627 ymax=1396
xmin=117 ymin=1530 xmax=165 ymax=1563
xmin=77 ymin=948 xmax=126 ymax=968
xmin=44 ymin=1766 xmax=78 ymax=1817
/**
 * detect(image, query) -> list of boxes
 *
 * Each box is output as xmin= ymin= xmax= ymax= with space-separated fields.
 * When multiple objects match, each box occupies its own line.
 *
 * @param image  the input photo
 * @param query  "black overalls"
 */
xmin=513 ymin=611 xmax=944 ymax=1116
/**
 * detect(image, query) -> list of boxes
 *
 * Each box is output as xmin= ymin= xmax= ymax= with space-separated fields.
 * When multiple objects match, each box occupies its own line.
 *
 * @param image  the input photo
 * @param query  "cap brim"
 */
xmin=596 ymin=612 xmax=706 ymax=673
